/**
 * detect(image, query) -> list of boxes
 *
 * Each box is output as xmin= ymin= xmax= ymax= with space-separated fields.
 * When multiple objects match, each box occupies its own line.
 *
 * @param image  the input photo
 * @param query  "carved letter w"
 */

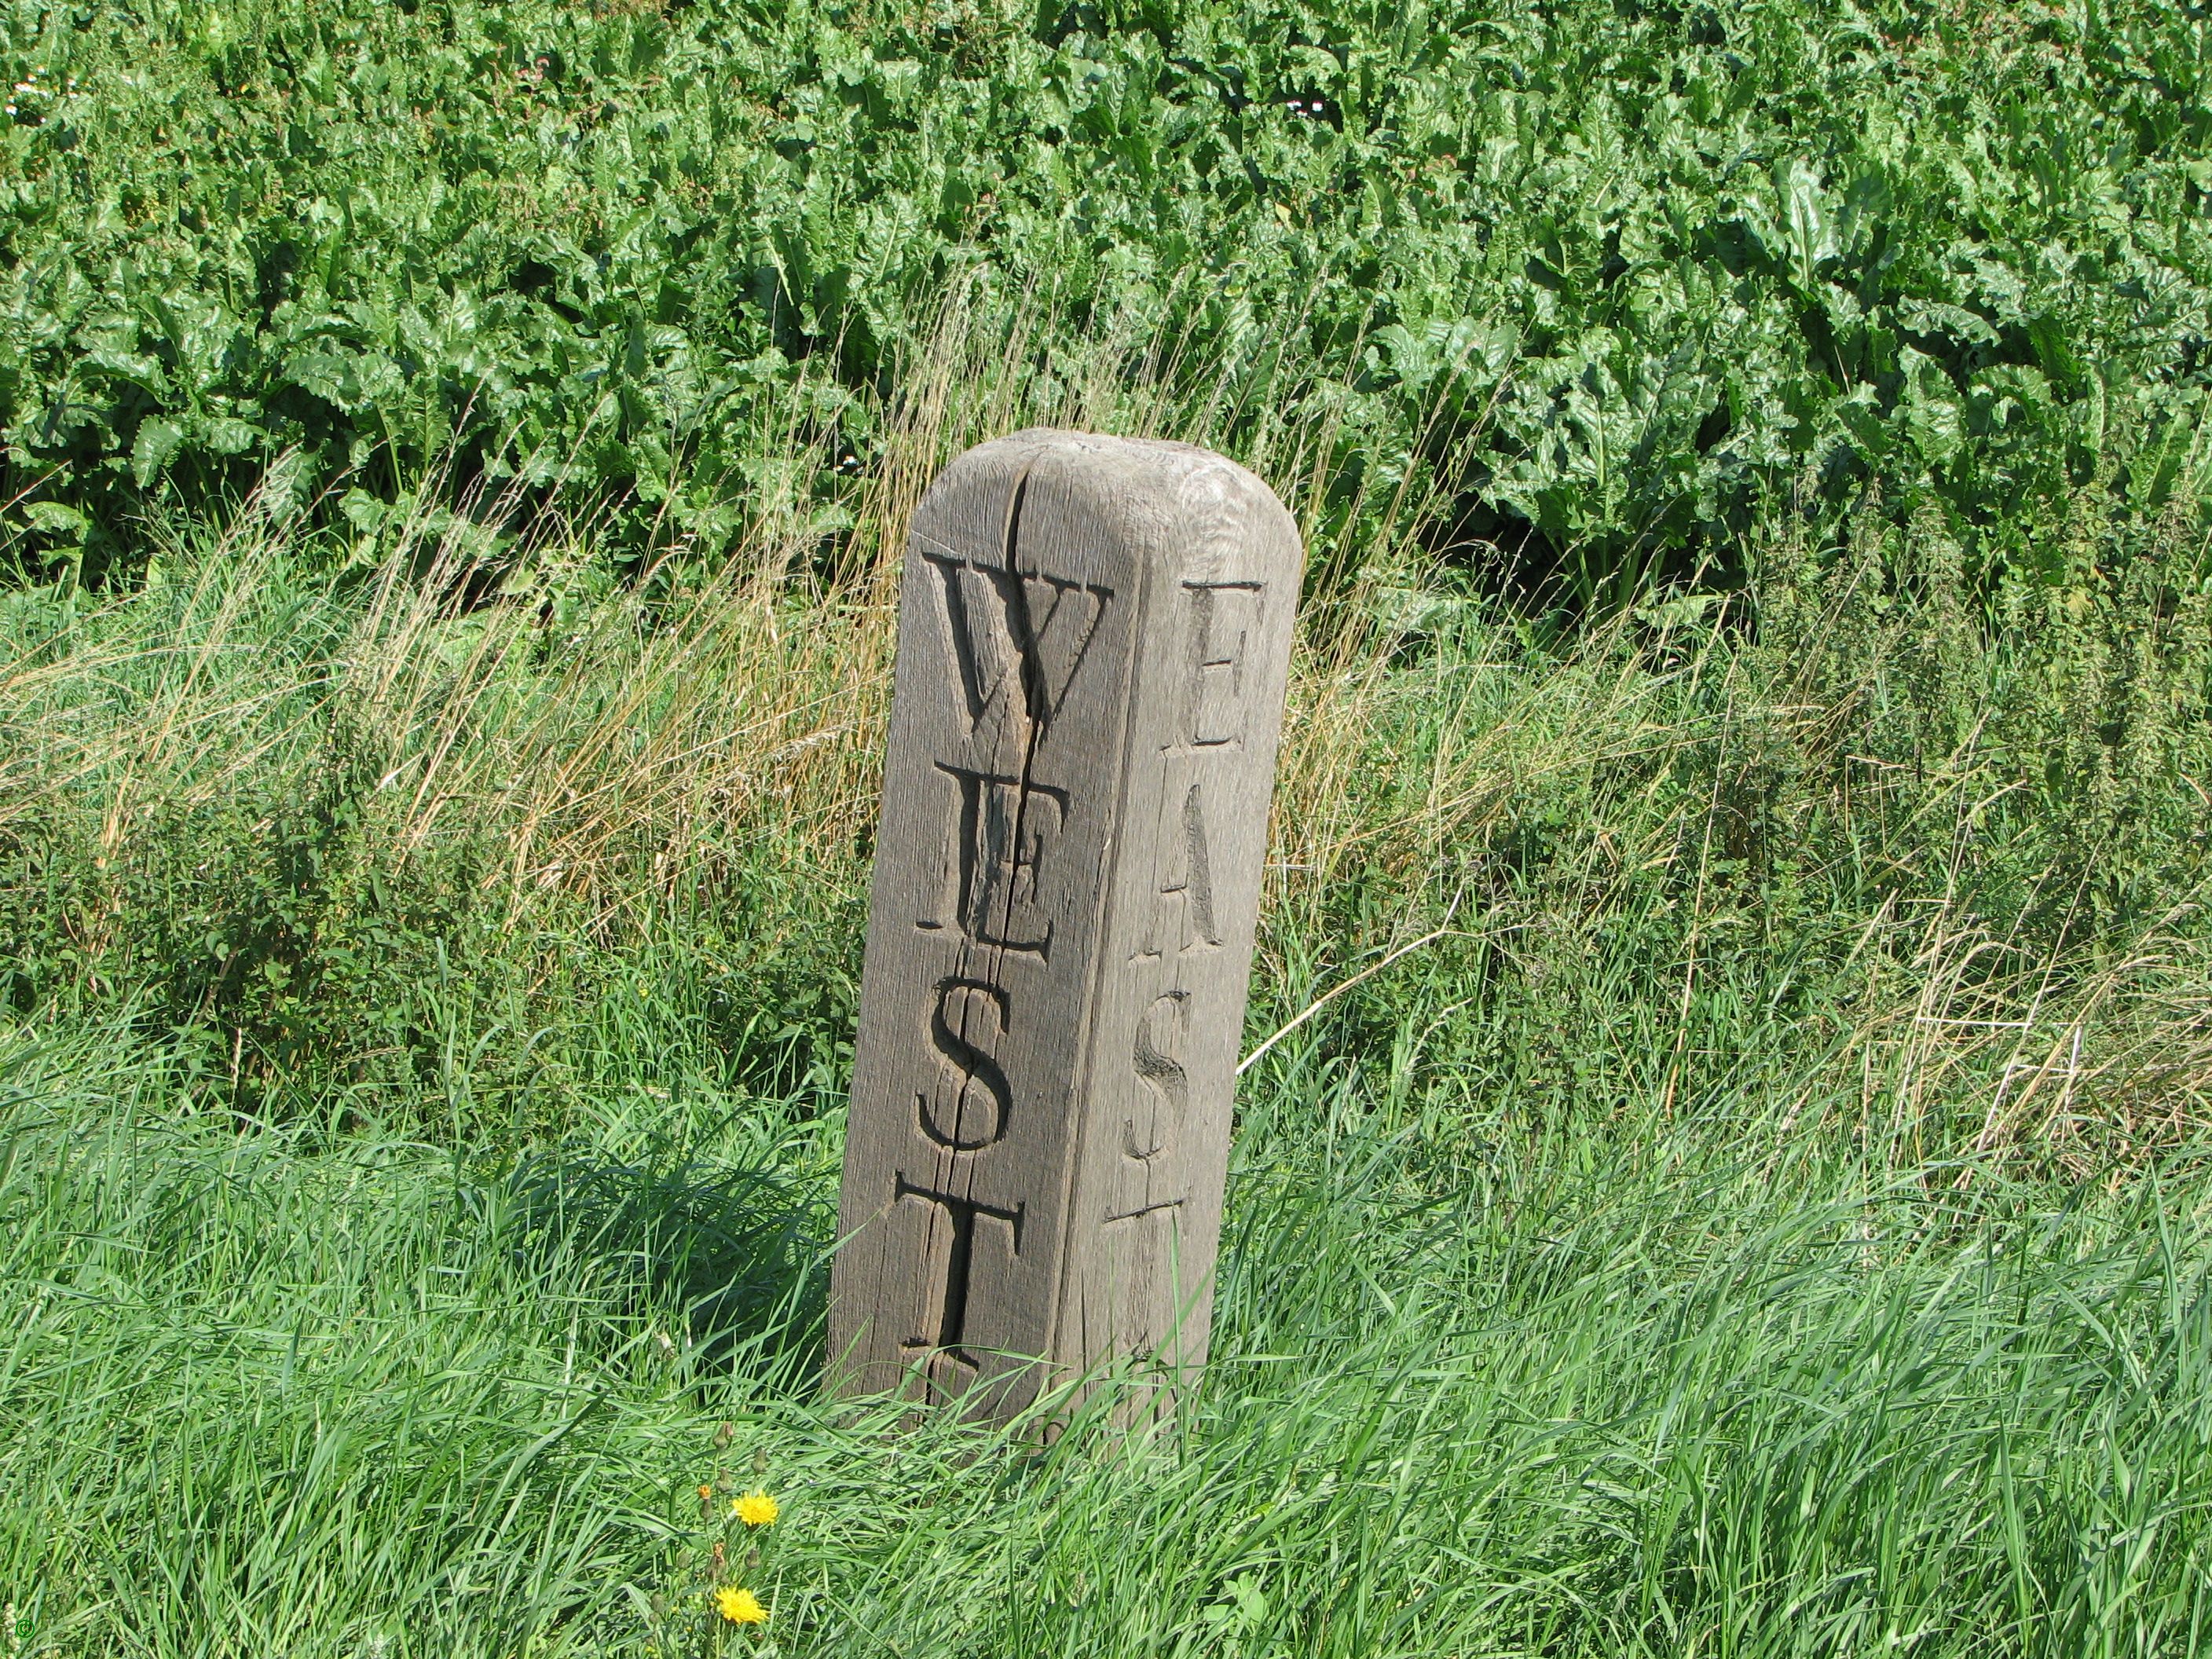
xmin=921 ymin=549 xmax=1110 ymax=737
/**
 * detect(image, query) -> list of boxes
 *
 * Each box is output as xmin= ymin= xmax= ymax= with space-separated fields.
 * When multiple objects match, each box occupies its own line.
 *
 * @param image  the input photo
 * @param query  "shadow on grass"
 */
xmin=500 ymin=1144 xmax=830 ymax=1386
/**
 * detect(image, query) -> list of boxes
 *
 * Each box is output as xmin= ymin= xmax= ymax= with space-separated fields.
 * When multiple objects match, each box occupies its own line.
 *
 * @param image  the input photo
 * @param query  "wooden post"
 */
xmin=828 ymin=430 xmax=1300 ymax=1424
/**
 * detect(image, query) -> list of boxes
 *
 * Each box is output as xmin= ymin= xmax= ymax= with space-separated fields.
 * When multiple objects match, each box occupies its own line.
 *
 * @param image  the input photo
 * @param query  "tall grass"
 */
xmin=5 ymin=1009 xmax=2208 ymax=1654
xmin=2 ymin=313 xmax=2210 ymax=1653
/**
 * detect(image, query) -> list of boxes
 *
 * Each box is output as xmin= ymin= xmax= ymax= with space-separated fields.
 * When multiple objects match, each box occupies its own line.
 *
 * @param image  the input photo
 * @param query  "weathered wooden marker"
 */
xmin=828 ymin=430 xmax=1300 ymax=1424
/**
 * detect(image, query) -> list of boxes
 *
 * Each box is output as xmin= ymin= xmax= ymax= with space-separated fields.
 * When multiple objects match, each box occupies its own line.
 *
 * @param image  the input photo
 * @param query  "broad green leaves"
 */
xmin=0 ymin=0 xmax=2207 ymax=596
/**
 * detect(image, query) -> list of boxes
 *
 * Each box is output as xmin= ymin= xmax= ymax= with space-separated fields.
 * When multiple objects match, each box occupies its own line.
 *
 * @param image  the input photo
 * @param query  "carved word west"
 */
xmin=830 ymin=431 xmax=1301 ymax=1424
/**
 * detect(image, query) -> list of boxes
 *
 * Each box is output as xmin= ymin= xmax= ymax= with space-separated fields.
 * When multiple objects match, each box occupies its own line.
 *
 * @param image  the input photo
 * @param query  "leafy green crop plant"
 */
xmin=2 ymin=0 xmax=2208 ymax=606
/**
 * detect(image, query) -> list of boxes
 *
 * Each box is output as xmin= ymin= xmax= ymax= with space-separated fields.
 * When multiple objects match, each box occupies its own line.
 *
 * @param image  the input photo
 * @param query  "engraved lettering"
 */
xmin=830 ymin=431 xmax=1302 ymax=1425
xmin=1133 ymin=782 xmax=1218 ymax=961
xmin=1177 ymin=784 xmax=1218 ymax=949
xmin=892 ymin=1174 xmax=1024 ymax=1384
xmin=926 ymin=765 xmax=1066 ymax=954
xmin=923 ymin=549 xmax=1111 ymax=735
xmin=1016 ymin=572 xmax=1111 ymax=725
xmin=1181 ymin=581 xmax=1265 ymax=749
xmin=918 ymin=979 xmax=1013 ymax=1149
xmin=1106 ymin=991 xmax=1191 ymax=1225
xmin=1126 ymin=991 xmax=1189 ymax=1163
xmin=928 ymin=554 xmax=1022 ymax=731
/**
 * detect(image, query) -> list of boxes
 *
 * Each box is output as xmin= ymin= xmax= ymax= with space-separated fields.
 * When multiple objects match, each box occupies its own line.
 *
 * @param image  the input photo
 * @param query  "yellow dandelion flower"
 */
xmin=714 ymin=1585 xmax=767 ymax=1624
xmin=733 ymin=1489 xmax=779 ymax=1527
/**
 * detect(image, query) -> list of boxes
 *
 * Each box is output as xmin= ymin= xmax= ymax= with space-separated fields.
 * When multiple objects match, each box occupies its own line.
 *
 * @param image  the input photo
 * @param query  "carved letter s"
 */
xmin=919 ymin=979 xmax=1013 ymax=1149
xmin=1126 ymin=991 xmax=1190 ymax=1162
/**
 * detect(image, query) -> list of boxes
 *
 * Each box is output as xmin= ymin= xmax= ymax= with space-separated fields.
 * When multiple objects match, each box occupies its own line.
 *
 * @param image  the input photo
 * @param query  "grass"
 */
xmin=6 ymin=1016 xmax=2209 ymax=1655
xmin=2 ymin=314 xmax=2210 ymax=1652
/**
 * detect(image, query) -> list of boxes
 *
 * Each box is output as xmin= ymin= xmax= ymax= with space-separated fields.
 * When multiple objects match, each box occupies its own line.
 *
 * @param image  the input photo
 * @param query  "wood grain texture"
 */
xmin=828 ymin=430 xmax=1300 ymax=1424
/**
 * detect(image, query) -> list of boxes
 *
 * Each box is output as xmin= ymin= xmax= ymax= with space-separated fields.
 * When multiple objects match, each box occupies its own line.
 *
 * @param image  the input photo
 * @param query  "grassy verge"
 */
xmin=5 ymin=1008 xmax=2209 ymax=1655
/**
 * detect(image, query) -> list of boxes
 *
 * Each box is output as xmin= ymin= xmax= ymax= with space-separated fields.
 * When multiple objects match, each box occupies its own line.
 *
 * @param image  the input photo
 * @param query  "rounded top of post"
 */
xmin=931 ymin=426 xmax=1289 ymax=495
xmin=914 ymin=429 xmax=1302 ymax=588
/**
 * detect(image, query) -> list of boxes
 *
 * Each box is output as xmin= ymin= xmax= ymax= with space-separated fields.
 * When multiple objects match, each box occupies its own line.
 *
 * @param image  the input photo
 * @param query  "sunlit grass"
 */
xmin=3 ymin=1009 xmax=2207 ymax=1656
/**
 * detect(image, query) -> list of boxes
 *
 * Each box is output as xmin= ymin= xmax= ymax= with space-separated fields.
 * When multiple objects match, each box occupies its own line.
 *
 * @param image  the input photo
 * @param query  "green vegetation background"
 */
xmin=6 ymin=0 xmax=2210 ymax=596
xmin=2 ymin=1 xmax=2211 ymax=1654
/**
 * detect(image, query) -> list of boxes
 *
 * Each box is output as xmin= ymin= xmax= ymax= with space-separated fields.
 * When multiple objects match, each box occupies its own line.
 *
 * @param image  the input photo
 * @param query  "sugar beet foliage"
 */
xmin=0 ymin=0 xmax=2206 ymax=599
